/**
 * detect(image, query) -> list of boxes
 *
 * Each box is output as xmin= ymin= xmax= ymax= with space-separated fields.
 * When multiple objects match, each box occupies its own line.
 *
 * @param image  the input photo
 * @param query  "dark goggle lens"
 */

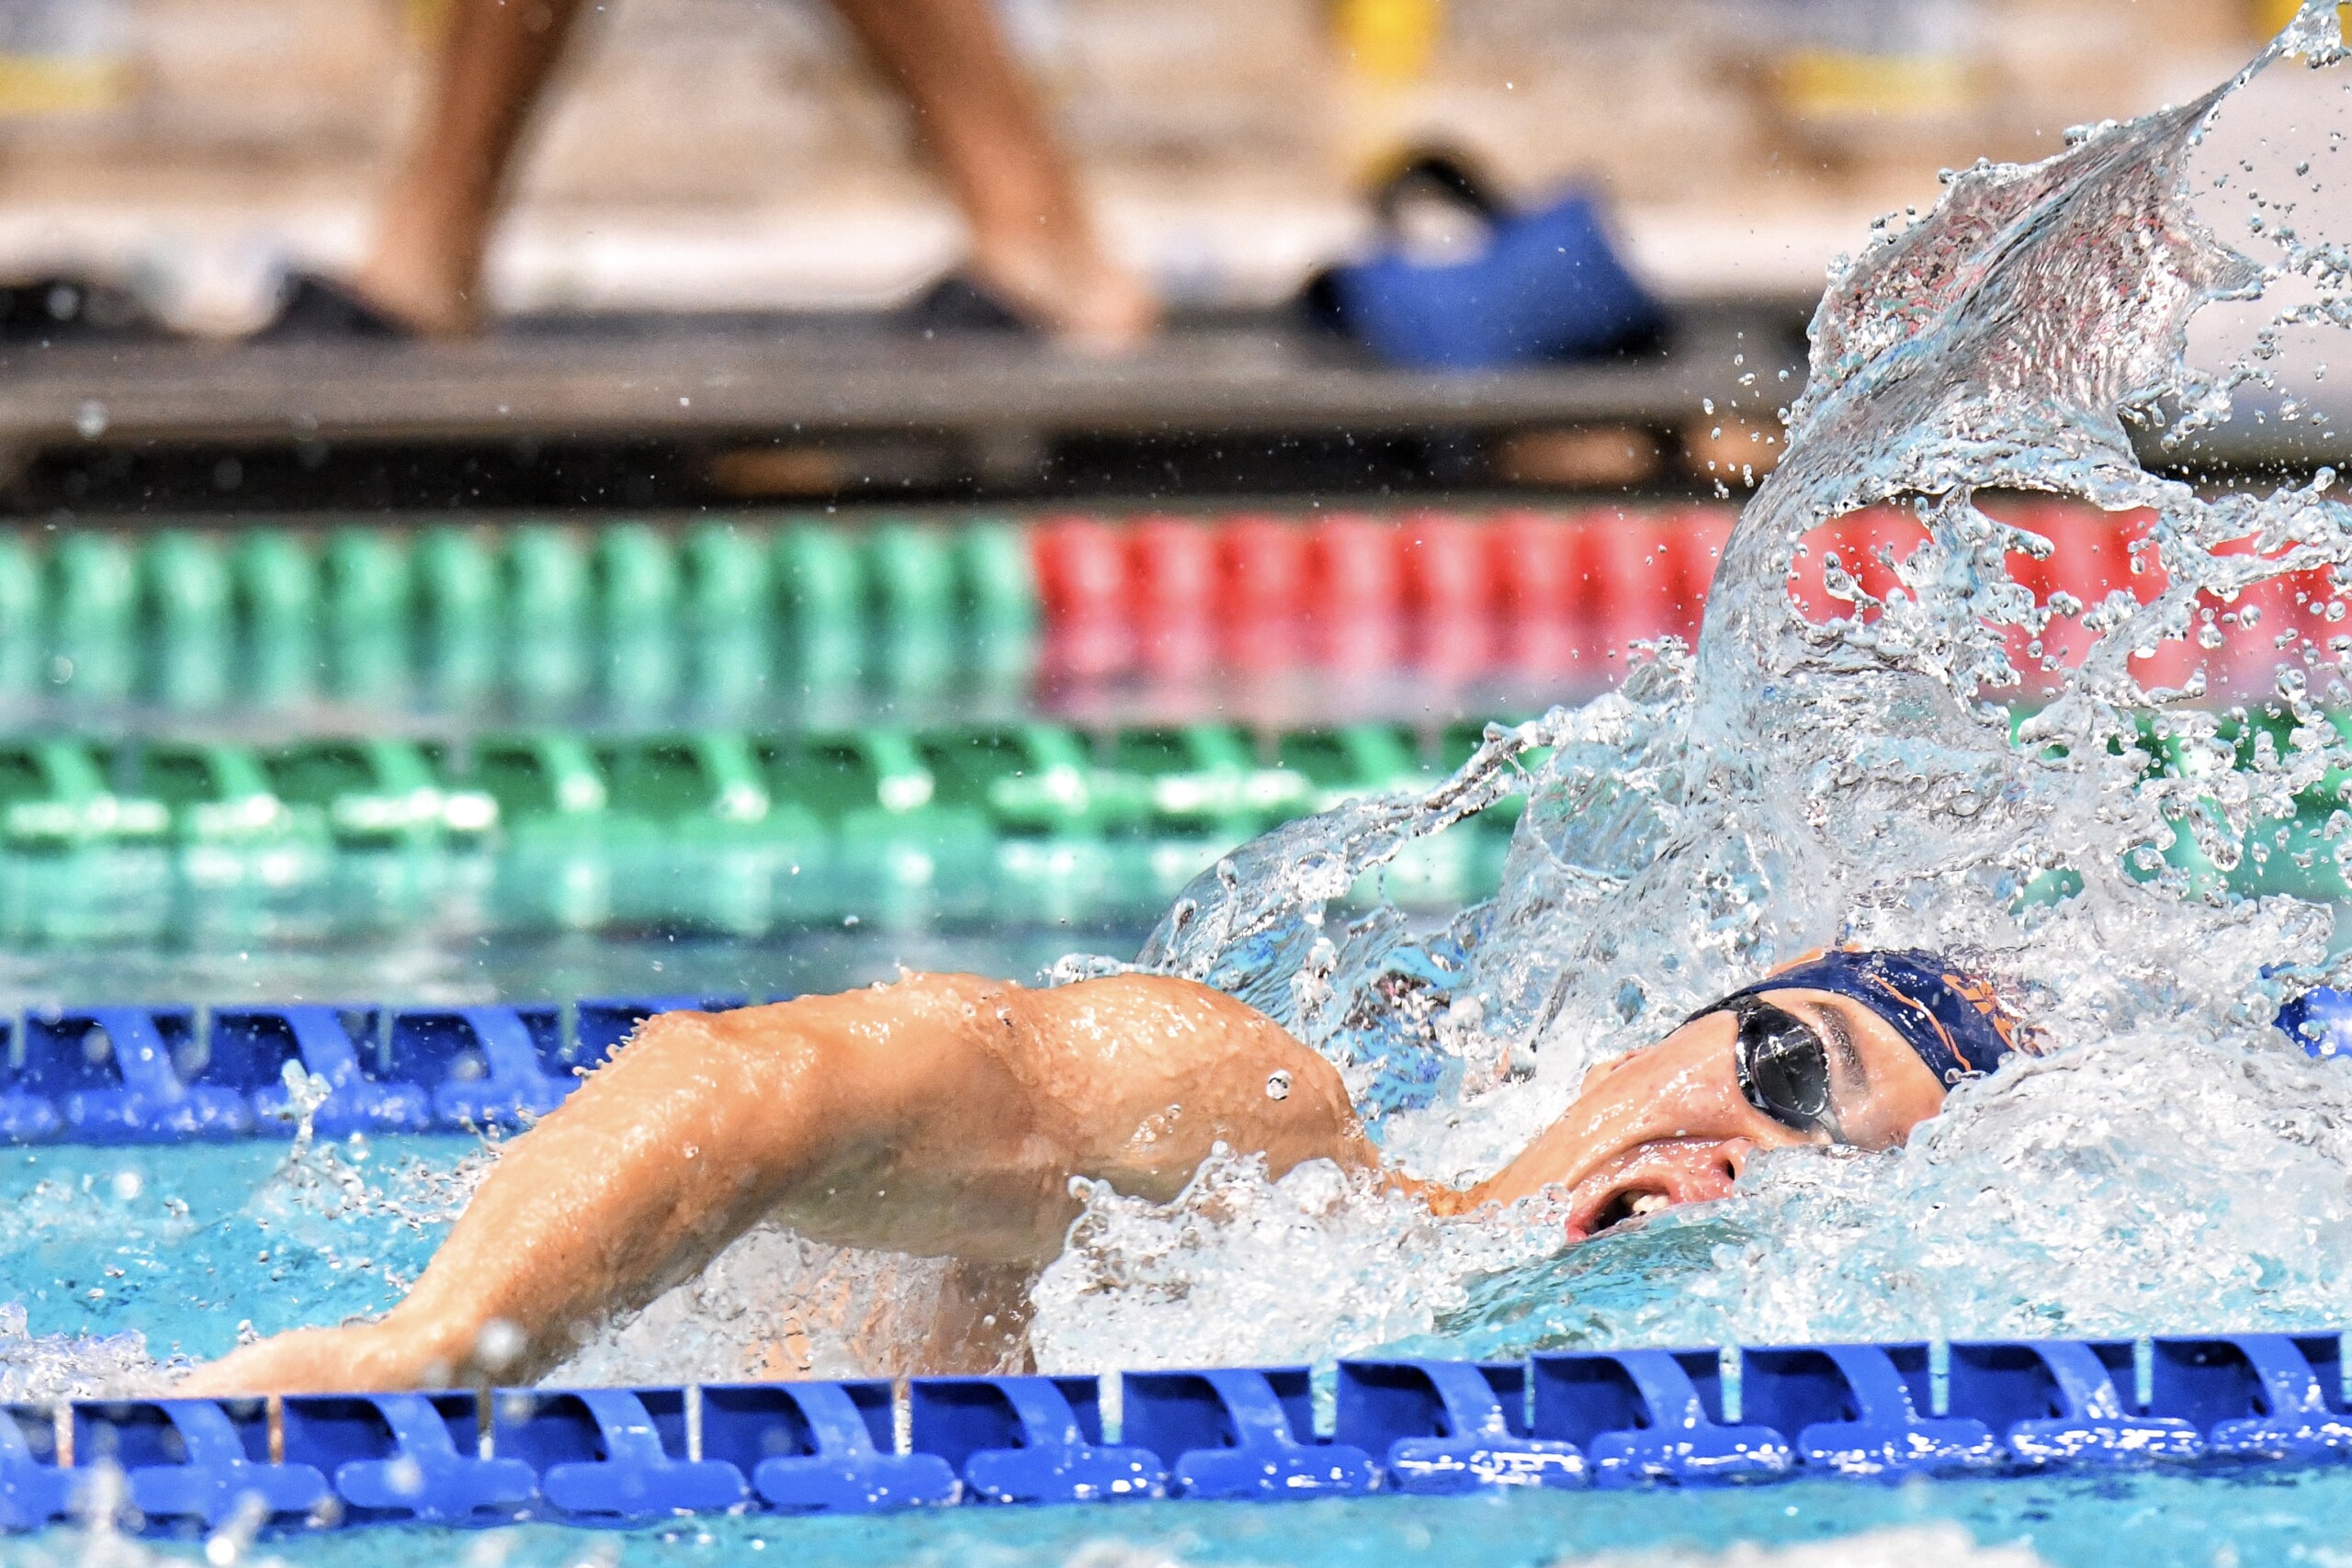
xmin=1732 ymin=999 xmax=1836 ymax=1134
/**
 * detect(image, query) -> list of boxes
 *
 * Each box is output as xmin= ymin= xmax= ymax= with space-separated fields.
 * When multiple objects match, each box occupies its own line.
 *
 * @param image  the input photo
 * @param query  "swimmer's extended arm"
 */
xmin=182 ymin=972 xmax=1370 ymax=1394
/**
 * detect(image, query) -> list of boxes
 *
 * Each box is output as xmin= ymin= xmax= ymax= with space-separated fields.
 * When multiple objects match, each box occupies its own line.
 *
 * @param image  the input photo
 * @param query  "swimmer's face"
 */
xmin=1498 ymin=987 xmax=1950 ymax=1242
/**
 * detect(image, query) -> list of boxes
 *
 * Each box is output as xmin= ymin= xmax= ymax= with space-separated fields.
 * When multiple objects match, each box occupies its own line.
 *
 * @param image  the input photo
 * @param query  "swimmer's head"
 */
xmin=1533 ymin=949 xmax=2032 ymax=1243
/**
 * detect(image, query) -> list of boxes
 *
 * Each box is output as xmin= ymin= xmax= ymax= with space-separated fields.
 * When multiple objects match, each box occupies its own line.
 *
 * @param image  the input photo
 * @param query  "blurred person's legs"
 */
xmin=837 ymin=0 xmax=1152 ymax=348
xmin=341 ymin=0 xmax=575 ymax=337
xmin=345 ymin=0 xmax=1153 ymax=345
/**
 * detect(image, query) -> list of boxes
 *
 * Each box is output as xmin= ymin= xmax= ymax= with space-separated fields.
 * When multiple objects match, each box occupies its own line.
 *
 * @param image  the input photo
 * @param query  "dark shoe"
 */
xmin=905 ymin=273 xmax=1034 ymax=335
xmin=0 ymin=276 xmax=153 ymax=342
xmin=250 ymin=275 xmax=415 ymax=342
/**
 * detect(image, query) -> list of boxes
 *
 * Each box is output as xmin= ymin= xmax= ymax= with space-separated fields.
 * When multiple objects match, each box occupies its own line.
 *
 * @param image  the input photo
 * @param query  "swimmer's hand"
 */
xmin=182 ymin=973 xmax=1370 ymax=1394
xmin=179 ymin=1318 xmax=468 ymax=1397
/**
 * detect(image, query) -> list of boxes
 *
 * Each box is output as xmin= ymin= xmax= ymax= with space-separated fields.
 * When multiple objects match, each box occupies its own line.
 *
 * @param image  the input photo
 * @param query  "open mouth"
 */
xmin=1581 ymin=1187 xmax=1676 ymax=1237
xmin=1560 ymin=1139 xmax=1744 ymax=1244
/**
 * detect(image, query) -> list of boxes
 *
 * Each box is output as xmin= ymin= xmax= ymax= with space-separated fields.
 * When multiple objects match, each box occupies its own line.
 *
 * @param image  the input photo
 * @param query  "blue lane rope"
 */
xmin=9 ymin=1336 xmax=2352 ymax=1530
xmin=5 ymin=985 xmax=2351 ymax=1146
xmin=0 ymin=995 xmax=757 ymax=1143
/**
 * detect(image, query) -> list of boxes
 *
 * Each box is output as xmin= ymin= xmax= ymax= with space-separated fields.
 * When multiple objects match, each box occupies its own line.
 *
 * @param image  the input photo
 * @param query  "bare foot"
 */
xmin=967 ymin=231 xmax=1158 ymax=354
xmin=335 ymin=256 xmax=480 ymax=338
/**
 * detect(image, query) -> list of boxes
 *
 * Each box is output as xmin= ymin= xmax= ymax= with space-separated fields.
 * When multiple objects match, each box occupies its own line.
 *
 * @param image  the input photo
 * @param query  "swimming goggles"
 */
xmin=1694 ymin=995 xmax=1847 ymax=1144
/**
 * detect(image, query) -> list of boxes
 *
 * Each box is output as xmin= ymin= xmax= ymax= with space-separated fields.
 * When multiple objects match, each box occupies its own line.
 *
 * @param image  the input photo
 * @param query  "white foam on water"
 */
xmin=1025 ymin=4 xmax=2352 ymax=1372
xmin=1031 ymin=1150 xmax=1572 ymax=1372
xmin=549 ymin=1224 xmax=961 ymax=1385
xmin=0 ymin=1303 xmax=177 ymax=1403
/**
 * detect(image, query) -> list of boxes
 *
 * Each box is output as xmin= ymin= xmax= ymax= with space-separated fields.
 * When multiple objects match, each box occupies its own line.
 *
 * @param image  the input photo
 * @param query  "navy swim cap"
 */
xmin=1718 ymin=949 xmax=2028 ymax=1087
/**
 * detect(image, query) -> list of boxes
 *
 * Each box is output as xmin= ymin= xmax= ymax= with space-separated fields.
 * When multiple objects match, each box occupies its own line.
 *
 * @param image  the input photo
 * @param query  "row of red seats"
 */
xmin=1029 ymin=506 xmax=2337 ymax=696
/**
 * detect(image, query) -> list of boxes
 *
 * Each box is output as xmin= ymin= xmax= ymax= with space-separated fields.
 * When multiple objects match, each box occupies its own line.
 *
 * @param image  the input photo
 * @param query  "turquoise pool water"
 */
xmin=0 ymin=926 xmax=1126 ymax=1015
xmin=0 ymin=1137 xmax=465 ymax=1369
xmin=10 ymin=1467 xmax=2352 ymax=1567
xmin=6 ymin=1117 xmax=2352 ymax=1568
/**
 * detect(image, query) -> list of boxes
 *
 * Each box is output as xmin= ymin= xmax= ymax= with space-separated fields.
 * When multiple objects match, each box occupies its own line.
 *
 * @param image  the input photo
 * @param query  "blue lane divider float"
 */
xmin=1739 ymin=1343 xmax=1999 ymax=1478
xmin=2150 ymin=1335 xmax=2352 ymax=1461
xmin=221 ymin=1008 xmax=429 ymax=1136
xmin=706 ymin=1380 xmax=956 ymax=1513
xmin=20 ymin=1010 xmax=250 ymax=1143
xmin=1335 ymin=1359 xmax=1581 ymax=1493
xmin=492 ymin=1389 xmax=745 ymax=1520
xmin=0 ymin=995 xmax=768 ymax=1144
xmin=282 ymin=1393 xmax=534 ymax=1525
xmin=910 ymin=1375 xmax=1160 ymax=1503
xmin=10 ymin=1333 xmax=2352 ymax=1533
xmin=0 ymin=1408 xmax=81 ymax=1530
xmin=1124 ymin=1368 xmax=1376 ymax=1499
xmin=80 ymin=1400 xmax=330 ymax=1527
xmin=1530 ymin=1348 xmax=1791 ymax=1485
xmin=1949 ymin=1339 xmax=2202 ymax=1467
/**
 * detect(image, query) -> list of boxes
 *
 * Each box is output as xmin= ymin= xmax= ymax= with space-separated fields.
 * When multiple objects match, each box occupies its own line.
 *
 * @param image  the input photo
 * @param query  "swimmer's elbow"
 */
xmin=615 ymin=1003 xmax=831 ymax=1094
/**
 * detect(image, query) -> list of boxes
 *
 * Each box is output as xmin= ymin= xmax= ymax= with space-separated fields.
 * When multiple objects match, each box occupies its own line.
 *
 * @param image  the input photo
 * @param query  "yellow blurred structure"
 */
xmin=2253 ymin=0 xmax=2352 ymax=37
xmin=0 ymin=50 xmax=122 ymax=116
xmin=0 ymin=0 xmax=126 ymax=118
xmin=1772 ymin=50 xmax=1978 ymax=120
xmin=1332 ymin=0 xmax=1441 ymax=85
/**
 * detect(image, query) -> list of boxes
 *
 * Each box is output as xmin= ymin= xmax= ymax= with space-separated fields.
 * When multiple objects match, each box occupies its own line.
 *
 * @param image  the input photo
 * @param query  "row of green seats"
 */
xmin=10 ymin=519 xmax=1038 ymax=647
xmin=0 ymin=719 xmax=1521 ymax=854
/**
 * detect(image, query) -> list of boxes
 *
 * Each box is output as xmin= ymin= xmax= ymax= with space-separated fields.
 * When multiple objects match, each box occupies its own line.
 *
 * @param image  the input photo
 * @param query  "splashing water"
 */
xmin=1023 ymin=5 xmax=2352 ymax=1373
xmin=551 ymin=1227 xmax=966 ymax=1385
xmin=542 ymin=5 xmax=2352 ymax=1383
xmin=31 ymin=10 xmax=2352 ymax=1399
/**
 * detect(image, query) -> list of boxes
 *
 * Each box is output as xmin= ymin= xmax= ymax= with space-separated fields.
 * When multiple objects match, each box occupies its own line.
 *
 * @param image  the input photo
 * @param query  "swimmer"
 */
xmin=183 ymin=948 xmax=2027 ymax=1394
